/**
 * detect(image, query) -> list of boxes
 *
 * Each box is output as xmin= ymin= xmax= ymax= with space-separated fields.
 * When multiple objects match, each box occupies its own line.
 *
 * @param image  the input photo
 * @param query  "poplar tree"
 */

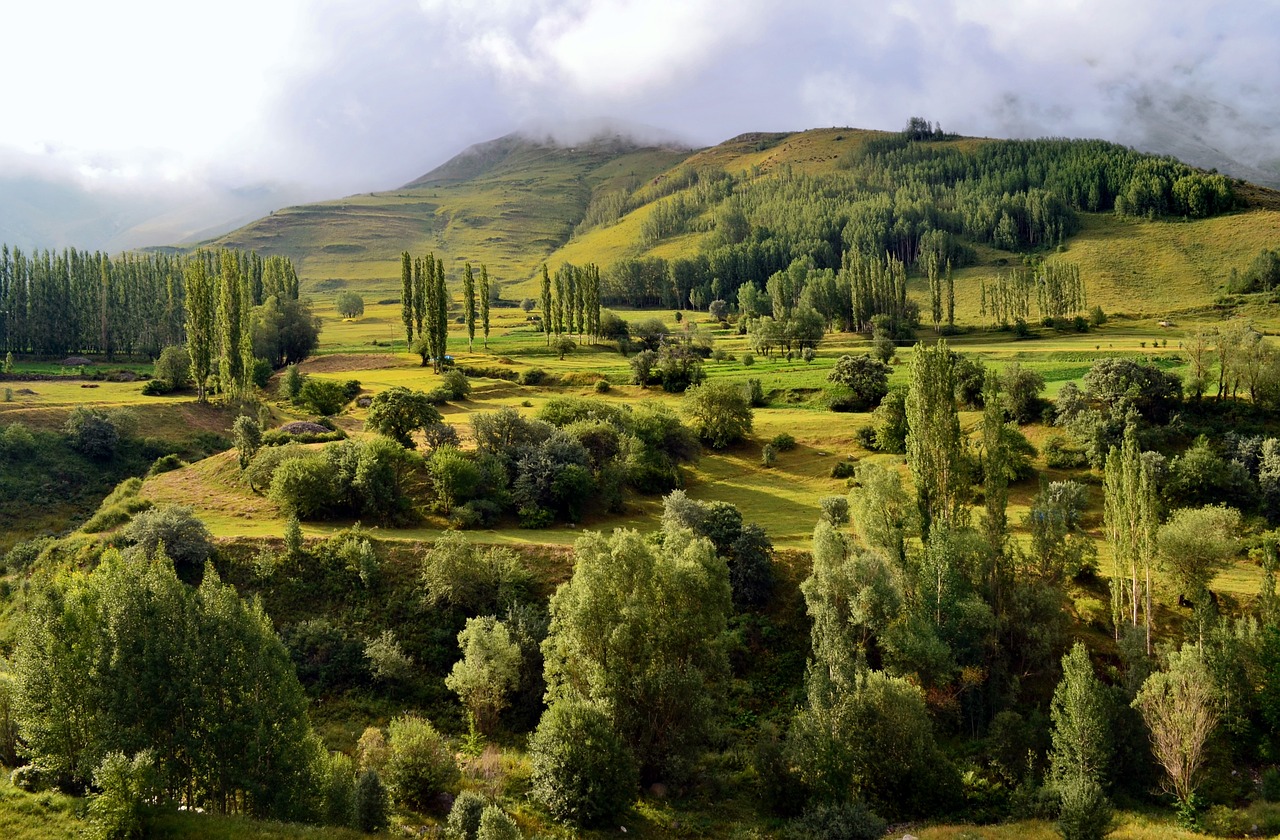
xmin=479 ymin=265 xmax=491 ymax=349
xmin=980 ymin=370 xmax=1011 ymax=612
xmin=238 ymin=268 xmax=256 ymax=394
xmin=463 ymin=263 xmax=476 ymax=352
xmin=413 ymin=257 xmax=427 ymax=340
xmin=184 ymin=258 xmax=215 ymax=402
xmin=540 ymin=265 xmax=552 ymax=345
xmin=434 ymin=257 xmax=448 ymax=373
xmin=906 ymin=341 xmax=967 ymax=540
xmin=217 ymin=251 xmax=244 ymax=397
xmin=553 ymin=266 xmax=567 ymax=338
xmin=1104 ymin=425 xmax=1158 ymax=652
xmin=400 ymin=252 xmax=413 ymax=347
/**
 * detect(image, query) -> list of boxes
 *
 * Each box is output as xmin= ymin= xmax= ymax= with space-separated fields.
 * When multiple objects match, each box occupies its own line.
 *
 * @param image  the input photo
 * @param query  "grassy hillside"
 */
xmin=209 ymin=134 xmax=691 ymax=296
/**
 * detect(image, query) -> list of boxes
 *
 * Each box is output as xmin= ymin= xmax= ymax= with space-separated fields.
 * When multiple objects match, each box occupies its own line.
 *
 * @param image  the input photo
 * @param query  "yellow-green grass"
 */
xmin=909 ymin=813 xmax=1218 ymax=840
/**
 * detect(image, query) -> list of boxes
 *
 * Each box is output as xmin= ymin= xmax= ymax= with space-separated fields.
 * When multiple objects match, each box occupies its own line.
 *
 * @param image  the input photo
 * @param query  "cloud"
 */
xmin=0 ymin=0 xmax=1276 ymax=249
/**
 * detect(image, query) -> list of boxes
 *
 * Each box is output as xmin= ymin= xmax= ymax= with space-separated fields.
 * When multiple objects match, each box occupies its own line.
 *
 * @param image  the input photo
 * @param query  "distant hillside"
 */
xmin=202 ymin=125 xmax=1280 ymax=318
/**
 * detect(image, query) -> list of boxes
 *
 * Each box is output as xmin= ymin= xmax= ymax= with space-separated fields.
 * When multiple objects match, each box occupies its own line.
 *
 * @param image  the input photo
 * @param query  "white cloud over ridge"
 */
xmin=0 ymin=0 xmax=1276 ymax=248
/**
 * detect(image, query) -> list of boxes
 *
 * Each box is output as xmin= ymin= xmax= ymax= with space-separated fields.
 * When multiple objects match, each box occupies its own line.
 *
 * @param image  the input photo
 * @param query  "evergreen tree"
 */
xmin=1049 ymin=642 xmax=1113 ymax=787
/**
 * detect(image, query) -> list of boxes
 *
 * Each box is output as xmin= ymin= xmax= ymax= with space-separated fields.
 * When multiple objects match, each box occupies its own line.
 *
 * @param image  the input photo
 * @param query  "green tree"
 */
xmin=428 ymin=446 xmax=481 ymax=515
xmin=1049 ymin=643 xmax=1112 ymax=787
xmin=476 ymin=806 xmax=521 ymax=840
xmin=365 ymin=386 xmax=445 ymax=448
xmin=529 ymin=699 xmax=637 ymax=827
xmin=354 ymin=770 xmax=389 ymax=832
xmin=445 ymin=617 xmax=522 ymax=735
xmin=906 ymin=341 xmax=967 ymax=539
xmin=1155 ymin=505 xmax=1240 ymax=601
xmin=1104 ymin=426 xmax=1158 ymax=650
xmin=401 ymin=252 xmax=414 ymax=347
xmin=479 ymin=264 xmax=491 ymax=349
xmin=543 ymin=528 xmax=731 ymax=781
xmin=335 ymin=290 xmax=364 ymax=318
xmin=540 ymin=265 xmax=552 ymax=346
xmin=682 ymin=381 xmax=752 ymax=449
xmin=154 ymin=345 xmax=191 ymax=388
xmin=827 ymin=354 xmax=890 ymax=412
xmin=233 ymin=415 xmax=262 ymax=470
xmin=88 ymin=750 xmax=158 ymax=840
xmin=217 ymin=250 xmax=246 ymax=397
xmin=382 ymin=714 xmax=459 ymax=812
xmin=463 ymin=263 xmax=476 ymax=351
xmin=184 ymin=259 xmax=216 ymax=401
xmin=65 ymin=407 xmax=119 ymax=459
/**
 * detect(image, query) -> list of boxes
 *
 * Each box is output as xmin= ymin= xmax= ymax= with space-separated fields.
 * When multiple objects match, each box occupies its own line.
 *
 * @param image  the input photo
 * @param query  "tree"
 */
xmin=629 ymin=349 xmax=657 ymax=387
xmin=65 ymin=407 xmax=120 ymax=459
xmin=445 ymin=617 xmax=522 ymax=735
xmin=122 ymin=504 xmax=214 ymax=576
xmin=401 ymin=252 xmax=414 ymax=347
xmin=1104 ymin=425 xmax=1157 ymax=650
xmin=1049 ymin=643 xmax=1112 ymax=787
xmin=542 ymin=528 xmax=731 ymax=781
xmin=540 ymin=265 xmax=552 ymax=346
xmin=365 ymin=386 xmax=444 ymax=448
xmin=682 ymin=381 xmax=752 ymax=449
xmin=335 ymin=290 xmax=364 ymax=318
xmin=233 ymin=415 xmax=262 ymax=470
xmin=154 ymin=345 xmax=191 ymax=389
xmin=827 ymin=354 xmax=890 ymax=412
xmin=382 ymin=714 xmax=459 ymax=812
xmin=477 ymin=806 xmax=521 ymax=840
xmin=906 ymin=341 xmax=967 ymax=540
xmin=217 ymin=250 xmax=247 ymax=397
xmin=529 ymin=699 xmax=637 ymax=827
xmin=479 ymin=265 xmax=491 ymax=349
xmin=184 ymin=259 xmax=216 ymax=401
xmin=1155 ymin=505 xmax=1240 ymax=601
xmin=1001 ymin=362 xmax=1046 ymax=424
xmin=463 ymin=263 xmax=476 ymax=352
xmin=1133 ymin=647 xmax=1219 ymax=817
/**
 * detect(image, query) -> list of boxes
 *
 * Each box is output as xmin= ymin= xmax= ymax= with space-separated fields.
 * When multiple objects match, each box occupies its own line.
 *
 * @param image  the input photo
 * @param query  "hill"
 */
xmin=203 ymin=125 xmax=1280 ymax=320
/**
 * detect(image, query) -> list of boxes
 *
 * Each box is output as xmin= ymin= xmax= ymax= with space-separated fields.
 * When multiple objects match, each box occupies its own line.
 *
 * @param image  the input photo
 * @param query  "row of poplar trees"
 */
xmin=0 ymin=246 xmax=294 ymax=359
xmin=539 ymin=262 xmax=602 ymax=344
xmin=399 ymin=252 xmax=492 ymax=372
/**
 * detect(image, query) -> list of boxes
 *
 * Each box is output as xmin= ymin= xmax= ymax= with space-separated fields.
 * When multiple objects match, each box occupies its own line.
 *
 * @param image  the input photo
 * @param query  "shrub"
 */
xmin=153 ymin=345 xmax=191 ymax=387
xmin=353 ymin=770 xmax=390 ymax=833
xmin=827 ymin=354 xmax=890 ymax=412
xmin=785 ymin=800 xmax=887 ymax=840
xmin=1044 ymin=435 xmax=1088 ymax=469
xmin=121 ymin=504 xmax=213 ymax=576
xmin=282 ymin=364 xmax=303 ymax=400
xmin=88 ymin=750 xmax=158 ymax=840
xmin=477 ymin=806 xmax=522 ymax=840
xmin=683 ymin=381 xmax=753 ymax=449
xmin=442 ymin=369 xmax=471 ymax=400
xmin=771 ymin=432 xmax=797 ymax=451
xmin=820 ymin=495 xmax=850 ymax=526
xmin=1055 ymin=777 xmax=1113 ymax=840
xmin=269 ymin=452 xmax=339 ymax=519
xmin=741 ymin=352 xmax=755 ymax=367
xmin=831 ymin=460 xmax=857 ymax=479
xmin=761 ymin=443 xmax=777 ymax=467
xmin=594 ymin=379 xmax=611 ymax=394
xmin=446 ymin=790 xmax=488 ymax=840
xmin=297 ymin=378 xmax=353 ymax=416
xmin=141 ymin=379 xmax=173 ymax=396
xmin=530 ymin=700 xmax=637 ymax=827
xmin=233 ymin=415 xmax=262 ymax=469
xmin=146 ymin=453 xmax=186 ymax=477
xmin=519 ymin=368 xmax=546 ymax=386
xmin=10 ymin=764 xmax=46 ymax=792
xmin=315 ymin=751 xmax=356 ymax=828
xmin=742 ymin=378 xmax=766 ymax=407
xmin=65 ymin=406 xmax=119 ymax=459
xmin=383 ymin=714 xmax=460 ymax=812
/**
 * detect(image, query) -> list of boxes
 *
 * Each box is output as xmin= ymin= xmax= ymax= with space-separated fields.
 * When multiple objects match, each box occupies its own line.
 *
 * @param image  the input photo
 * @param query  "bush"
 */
xmin=447 ymin=790 xmax=488 ymax=840
xmin=820 ymin=495 xmax=850 ymax=526
xmin=353 ymin=770 xmax=390 ymax=833
xmin=785 ymin=800 xmax=887 ymax=840
xmin=297 ymin=378 xmax=353 ymax=416
xmin=771 ymin=432 xmax=796 ymax=451
xmin=1056 ymin=778 xmax=1113 ymax=840
xmin=146 ymin=453 xmax=186 ymax=477
xmin=121 ymin=504 xmax=214 ymax=576
xmin=827 ymin=354 xmax=890 ymax=412
xmin=831 ymin=460 xmax=857 ymax=479
xmin=9 ymin=764 xmax=46 ymax=792
xmin=268 ymin=452 xmax=339 ymax=519
xmin=442 ymin=369 xmax=471 ymax=400
xmin=65 ymin=407 xmax=119 ymax=459
xmin=1044 ymin=435 xmax=1088 ymax=469
xmin=741 ymin=352 xmax=755 ymax=367
xmin=529 ymin=700 xmax=637 ymax=827
xmin=153 ymin=345 xmax=191 ymax=388
xmin=383 ymin=714 xmax=460 ymax=813
xmin=594 ymin=379 xmax=611 ymax=394
xmin=88 ymin=750 xmax=158 ymax=840
xmin=519 ymin=368 xmax=546 ymax=386
xmin=761 ymin=443 xmax=777 ymax=467
xmin=683 ymin=381 xmax=753 ymax=449
xmin=1263 ymin=767 xmax=1280 ymax=802
xmin=477 ymin=806 xmax=521 ymax=840
xmin=141 ymin=379 xmax=173 ymax=396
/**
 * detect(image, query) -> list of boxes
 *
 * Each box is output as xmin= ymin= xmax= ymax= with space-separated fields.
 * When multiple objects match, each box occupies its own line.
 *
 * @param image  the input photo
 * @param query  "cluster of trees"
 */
xmin=539 ymin=262 xmax=602 ymax=347
xmin=979 ymin=260 xmax=1088 ymax=327
xmin=399 ymin=251 xmax=450 ymax=372
xmin=596 ymin=133 xmax=1235 ymax=313
xmin=0 ymin=244 xmax=309 ymax=376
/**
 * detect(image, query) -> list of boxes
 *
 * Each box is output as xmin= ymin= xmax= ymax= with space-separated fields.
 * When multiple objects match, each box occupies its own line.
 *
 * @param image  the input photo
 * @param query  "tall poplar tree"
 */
xmin=184 ymin=258 xmax=216 ymax=402
xmin=1104 ymin=424 xmax=1157 ymax=652
xmin=217 ymin=250 xmax=244 ymax=397
xmin=540 ymin=264 xmax=552 ymax=346
xmin=400 ymin=251 xmax=413 ymax=347
xmin=434 ymin=256 xmax=448 ymax=373
xmin=463 ymin=263 xmax=476 ymax=352
xmin=413 ymin=257 xmax=427 ymax=340
xmin=479 ymin=265 xmax=491 ymax=349
xmin=906 ymin=341 xmax=967 ymax=540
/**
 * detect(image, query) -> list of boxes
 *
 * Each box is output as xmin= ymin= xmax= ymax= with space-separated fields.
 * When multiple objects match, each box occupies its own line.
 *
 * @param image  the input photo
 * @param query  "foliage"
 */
xmin=1049 ymin=643 xmax=1112 ymax=787
xmin=421 ymin=532 xmax=530 ymax=614
xmin=383 ymin=714 xmax=459 ymax=812
xmin=154 ymin=345 xmax=191 ymax=388
xmin=906 ymin=341 xmax=966 ymax=539
xmin=335 ymin=290 xmax=364 ymax=318
xmin=353 ymin=769 xmax=389 ymax=832
xmin=826 ymin=354 xmax=890 ymax=412
xmin=14 ymin=550 xmax=316 ymax=818
xmin=785 ymin=800 xmax=887 ymax=840
xmin=529 ymin=699 xmax=637 ymax=827
xmin=233 ymin=415 xmax=262 ymax=470
xmin=1155 ymin=505 xmax=1240 ymax=598
xmin=1055 ymin=776 xmax=1114 ymax=840
xmin=364 ymin=630 xmax=414 ymax=684
xmin=445 ymin=617 xmax=522 ymax=735
xmin=88 ymin=750 xmax=159 ymax=840
xmin=1133 ymin=646 xmax=1220 ymax=810
xmin=365 ymin=386 xmax=444 ymax=448
xmin=297 ymin=377 xmax=354 ymax=416
xmin=121 ymin=503 xmax=215 ymax=577
xmin=476 ymin=805 xmax=521 ymax=840
xmin=65 ymin=406 xmax=120 ymax=459
xmin=543 ymin=528 xmax=731 ymax=782
xmin=683 ymin=381 xmax=753 ymax=449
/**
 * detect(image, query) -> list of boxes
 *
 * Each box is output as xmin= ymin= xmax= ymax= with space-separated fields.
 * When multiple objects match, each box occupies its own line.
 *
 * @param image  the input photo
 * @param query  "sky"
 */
xmin=1 ymin=0 xmax=1277 ymax=249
